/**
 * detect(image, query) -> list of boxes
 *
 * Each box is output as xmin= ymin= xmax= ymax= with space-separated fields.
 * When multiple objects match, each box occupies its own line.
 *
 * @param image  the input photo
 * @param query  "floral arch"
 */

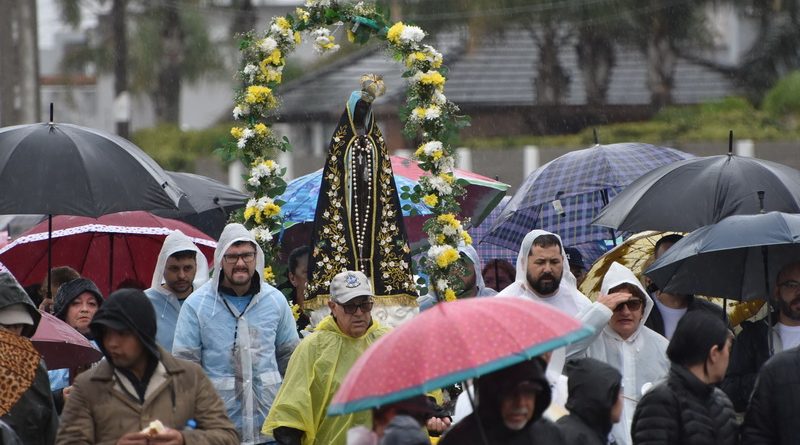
xmin=225 ymin=1 xmax=472 ymax=306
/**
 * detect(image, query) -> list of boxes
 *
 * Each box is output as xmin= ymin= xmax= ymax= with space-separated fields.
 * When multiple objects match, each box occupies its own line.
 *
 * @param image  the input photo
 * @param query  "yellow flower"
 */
xmin=414 ymin=146 xmax=425 ymax=158
xmin=263 ymin=49 xmax=283 ymax=66
xmin=253 ymin=208 xmax=264 ymax=224
xmin=347 ymin=29 xmax=356 ymax=43
xmin=436 ymin=246 xmax=459 ymax=268
xmin=440 ymin=173 xmax=454 ymax=184
xmin=461 ymin=231 xmax=473 ymax=245
xmin=245 ymin=85 xmax=275 ymax=106
xmin=419 ymin=71 xmax=445 ymax=88
xmin=259 ymin=59 xmax=282 ymax=83
xmin=254 ymin=123 xmax=269 ymax=137
xmin=296 ymin=8 xmax=310 ymax=23
xmin=244 ymin=205 xmax=257 ymax=221
xmin=294 ymin=31 xmax=302 ymax=45
xmin=405 ymin=51 xmax=426 ymax=67
xmin=436 ymin=234 xmax=445 ymax=244
xmin=276 ymin=17 xmax=290 ymax=31
xmin=230 ymin=126 xmax=244 ymax=139
xmin=437 ymin=213 xmax=457 ymax=226
xmin=423 ymin=194 xmax=438 ymax=208
xmin=432 ymin=150 xmax=443 ymax=161
xmin=444 ymin=288 xmax=456 ymax=302
xmin=412 ymin=107 xmax=426 ymax=120
xmin=291 ymin=303 xmax=301 ymax=320
xmin=264 ymin=159 xmax=277 ymax=170
xmin=387 ymin=22 xmax=405 ymax=45
xmin=263 ymin=266 xmax=276 ymax=284
xmin=263 ymin=202 xmax=281 ymax=218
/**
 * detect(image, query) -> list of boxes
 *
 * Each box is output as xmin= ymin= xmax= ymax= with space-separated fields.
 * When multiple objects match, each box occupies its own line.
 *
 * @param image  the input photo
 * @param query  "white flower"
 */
xmin=243 ymin=128 xmax=255 ymax=139
xmin=259 ymin=37 xmax=278 ymax=53
xmin=436 ymin=156 xmax=455 ymax=171
xmin=237 ymin=138 xmax=247 ymax=149
xmin=400 ymin=25 xmax=425 ymax=44
xmin=251 ymin=227 xmax=273 ymax=243
xmin=436 ymin=279 xmax=449 ymax=290
xmin=428 ymin=175 xmax=453 ymax=195
xmin=246 ymin=198 xmax=257 ymax=208
xmin=243 ymin=64 xmax=258 ymax=82
xmin=247 ymin=176 xmax=260 ymax=187
xmin=421 ymin=141 xmax=443 ymax=156
xmin=232 ymin=106 xmax=246 ymax=120
xmin=425 ymin=105 xmax=441 ymax=120
xmin=432 ymin=91 xmax=447 ymax=105
xmin=311 ymin=28 xmax=339 ymax=54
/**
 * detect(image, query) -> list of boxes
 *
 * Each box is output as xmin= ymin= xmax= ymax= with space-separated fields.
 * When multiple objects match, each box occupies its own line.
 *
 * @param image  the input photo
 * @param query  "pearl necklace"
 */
xmin=351 ymin=135 xmax=373 ymax=271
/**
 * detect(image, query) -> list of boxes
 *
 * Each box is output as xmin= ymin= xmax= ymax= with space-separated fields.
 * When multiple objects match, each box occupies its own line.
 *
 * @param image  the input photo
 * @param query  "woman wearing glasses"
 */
xmin=576 ymin=262 xmax=670 ymax=445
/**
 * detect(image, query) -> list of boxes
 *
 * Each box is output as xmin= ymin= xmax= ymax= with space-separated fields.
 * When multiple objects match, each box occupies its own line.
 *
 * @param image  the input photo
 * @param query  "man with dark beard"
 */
xmin=497 ymin=230 xmax=628 ymax=358
xmin=722 ymin=261 xmax=800 ymax=412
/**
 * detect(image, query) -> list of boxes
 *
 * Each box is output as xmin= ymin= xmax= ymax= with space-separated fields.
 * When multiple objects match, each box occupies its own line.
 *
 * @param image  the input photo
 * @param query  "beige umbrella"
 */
xmin=579 ymin=231 xmax=763 ymax=327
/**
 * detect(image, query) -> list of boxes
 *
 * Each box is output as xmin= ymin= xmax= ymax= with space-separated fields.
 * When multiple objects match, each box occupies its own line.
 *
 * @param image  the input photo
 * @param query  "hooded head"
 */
xmin=600 ymin=262 xmax=654 ymax=341
xmin=565 ymin=357 xmax=623 ymax=437
xmin=457 ymin=245 xmax=490 ymax=297
xmin=476 ymin=358 xmax=551 ymax=434
xmin=53 ymin=278 xmax=103 ymax=320
xmin=0 ymin=272 xmax=40 ymax=337
xmin=90 ymin=288 xmax=160 ymax=364
xmin=211 ymin=224 xmax=265 ymax=291
xmin=150 ymin=230 xmax=210 ymax=292
xmin=515 ymin=230 xmax=578 ymax=295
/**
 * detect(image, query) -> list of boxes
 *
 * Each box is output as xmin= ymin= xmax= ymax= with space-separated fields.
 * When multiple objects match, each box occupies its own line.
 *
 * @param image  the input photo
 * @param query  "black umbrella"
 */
xmin=592 ymin=152 xmax=800 ymax=233
xmin=645 ymin=210 xmax=800 ymax=302
xmin=154 ymin=171 xmax=249 ymax=239
xmin=0 ymin=121 xmax=182 ymax=217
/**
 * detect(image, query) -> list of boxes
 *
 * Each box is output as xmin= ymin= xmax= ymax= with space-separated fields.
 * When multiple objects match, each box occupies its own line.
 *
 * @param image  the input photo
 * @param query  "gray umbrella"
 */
xmin=154 ymin=171 xmax=249 ymax=239
xmin=592 ymin=153 xmax=800 ymax=233
xmin=645 ymin=211 xmax=800 ymax=301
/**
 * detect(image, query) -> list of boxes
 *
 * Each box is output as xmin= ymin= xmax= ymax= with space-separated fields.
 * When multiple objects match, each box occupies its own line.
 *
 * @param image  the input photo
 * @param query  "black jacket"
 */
xmin=0 ymin=273 xmax=58 ymax=445
xmin=721 ymin=316 xmax=774 ymax=412
xmin=741 ymin=346 xmax=800 ymax=444
xmin=631 ymin=364 xmax=738 ymax=445
xmin=440 ymin=359 xmax=565 ymax=445
xmin=645 ymin=295 xmax=725 ymax=338
xmin=557 ymin=358 xmax=622 ymax=445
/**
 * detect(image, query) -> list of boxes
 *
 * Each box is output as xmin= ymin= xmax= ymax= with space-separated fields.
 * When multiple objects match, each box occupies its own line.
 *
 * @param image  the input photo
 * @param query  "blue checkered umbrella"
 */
xmin=468 ymin=196 xmax=518 ymax=265
xmin=483 ymin=143 xmax=693 ymax=266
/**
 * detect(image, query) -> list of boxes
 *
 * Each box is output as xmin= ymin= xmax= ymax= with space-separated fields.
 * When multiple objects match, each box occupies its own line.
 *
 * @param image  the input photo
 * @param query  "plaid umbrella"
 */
xmin=483 ymin=143 xmax=693 ymax=266
xmin=468 ymin=196 xmax=517 ymax=265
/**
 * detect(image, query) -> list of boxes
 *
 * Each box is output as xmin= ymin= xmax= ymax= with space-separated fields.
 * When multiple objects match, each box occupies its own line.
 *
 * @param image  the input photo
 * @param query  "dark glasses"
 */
xmin=614 ymin=299 xmax=643 ymax=312
xmin=338 ymin=300 xmax=374 ymax=314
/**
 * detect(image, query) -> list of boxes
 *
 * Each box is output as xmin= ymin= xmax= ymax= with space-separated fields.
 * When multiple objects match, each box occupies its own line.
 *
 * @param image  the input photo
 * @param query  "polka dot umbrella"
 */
xmin=327 ymin=297 xmax=593 ymax=415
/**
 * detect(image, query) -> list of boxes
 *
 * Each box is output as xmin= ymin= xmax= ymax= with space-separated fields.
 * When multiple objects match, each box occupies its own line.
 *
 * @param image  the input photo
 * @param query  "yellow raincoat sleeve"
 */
xmin=263 ymin=316 xmax=389 ymax=445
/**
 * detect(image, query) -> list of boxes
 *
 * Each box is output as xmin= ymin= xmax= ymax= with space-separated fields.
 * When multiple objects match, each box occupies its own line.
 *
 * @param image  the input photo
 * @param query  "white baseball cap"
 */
xmin=329 ymin=271 xmax=373 ymax=304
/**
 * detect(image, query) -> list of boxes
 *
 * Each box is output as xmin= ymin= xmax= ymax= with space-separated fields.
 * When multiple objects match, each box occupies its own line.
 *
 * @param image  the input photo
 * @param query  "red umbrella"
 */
xmin=328 ymin=297 xmax=593 ymax=415
xmin=33 ymin=311 xmax=102 ymax=370
xmin=0 ymin=211 xmax=216 ymax=296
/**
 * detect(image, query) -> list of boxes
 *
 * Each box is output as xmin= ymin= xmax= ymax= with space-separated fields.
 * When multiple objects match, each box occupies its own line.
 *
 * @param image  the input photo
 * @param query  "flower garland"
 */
xmin=225 ymin=0 xmax=470 ymax=305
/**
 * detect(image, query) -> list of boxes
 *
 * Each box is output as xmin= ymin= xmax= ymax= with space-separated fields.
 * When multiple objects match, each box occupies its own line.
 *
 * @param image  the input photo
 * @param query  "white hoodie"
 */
xmin=583 ymin=262 xmax=670 ymax=445
xmin=144 ymin=230 xmax=209 ymax=351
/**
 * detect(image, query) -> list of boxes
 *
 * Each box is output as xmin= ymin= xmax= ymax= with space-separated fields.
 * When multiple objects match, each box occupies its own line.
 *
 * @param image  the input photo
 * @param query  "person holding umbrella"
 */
xmin=439 ymin=358 xmax=565 ymax=445
xmin=631 ymin=311 xmax=737 ymax=445
xmin=722 ymin=260 xmax=800 ymax=412
xmin=0 ymin=272 xmax=59 ymax=445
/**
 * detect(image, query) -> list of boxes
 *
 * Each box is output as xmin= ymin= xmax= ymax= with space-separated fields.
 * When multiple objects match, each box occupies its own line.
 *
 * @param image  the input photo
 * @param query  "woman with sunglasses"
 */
xmin=576 ymin=262 xmax=670 ymax=445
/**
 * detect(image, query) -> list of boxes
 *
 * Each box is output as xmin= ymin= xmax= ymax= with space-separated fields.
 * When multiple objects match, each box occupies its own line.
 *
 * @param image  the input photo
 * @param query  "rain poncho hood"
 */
xmin=584 ymin=261 xmax=669 ymax=445
xmin=173 ymin=223 xmax=299 ymax=445
xmin=263 ymin=315 xmax=390 ymax=445
xmin=0 ymin=272 xmax=41 ymax=337
xmin=564 ymin=357 xmax=622 ymax=441
xmin=145 ymin=230 xmax=209 ymax=351
xmin=498 ymin=230 xmax=587 ymax=314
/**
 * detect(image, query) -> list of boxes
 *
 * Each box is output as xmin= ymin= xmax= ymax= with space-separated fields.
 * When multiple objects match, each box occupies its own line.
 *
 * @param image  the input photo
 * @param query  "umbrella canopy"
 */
xmin=0 ymin=211 xmax=216 ymax=296
xmin=645 ymin=211 xmax=800 ymax=301
xmin=593 ymin=154 xmax=800 ymax=233
xmin=32 ymin=312 xmax=102 ymax=370
xmin=484 ymin=143 xmax=692 ymax=266
xmin=327 ymin=297 xmax=593 ymax=415
xmin=0 ymin=122 xmax=183 ymax=217
xmin=0 ymin=329 xmax=40 ymax=416
xmin=154 ymin=171 xmax=249 ymax=239
xmin=276 ymin=155 xmax=509 ymax=252
xmin=467 ymin=196 xmax=517 ymax=265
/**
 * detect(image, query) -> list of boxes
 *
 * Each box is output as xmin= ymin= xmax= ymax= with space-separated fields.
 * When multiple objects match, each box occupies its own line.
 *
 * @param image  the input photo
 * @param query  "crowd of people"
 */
xmin=1 ymin=222 xmax=798 ymax=445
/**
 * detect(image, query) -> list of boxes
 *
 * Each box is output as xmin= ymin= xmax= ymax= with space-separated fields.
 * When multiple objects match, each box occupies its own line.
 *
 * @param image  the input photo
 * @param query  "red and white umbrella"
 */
xmin=0 ymin=211 xmax=215 ymax=296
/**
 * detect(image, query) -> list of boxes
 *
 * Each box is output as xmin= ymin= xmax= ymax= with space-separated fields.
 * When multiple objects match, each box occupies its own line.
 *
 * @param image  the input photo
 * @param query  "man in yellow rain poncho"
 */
xmin=264 ymin=270 xmax=390 ymax=445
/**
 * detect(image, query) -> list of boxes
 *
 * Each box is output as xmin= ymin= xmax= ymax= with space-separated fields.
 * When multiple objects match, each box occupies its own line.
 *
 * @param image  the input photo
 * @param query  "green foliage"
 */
xmin=131 ymin=123 xmax=237 ymax=171
xmin=763 ymin=71 xmax=800 ymax=118
xmin=465 ymin=96 xmax=795 ymax=149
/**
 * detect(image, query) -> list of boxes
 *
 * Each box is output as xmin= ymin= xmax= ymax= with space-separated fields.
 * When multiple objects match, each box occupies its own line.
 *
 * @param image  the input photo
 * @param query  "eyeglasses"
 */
xmin=338 ymin=300 xmax=374 ymax=314
xmin=779 ymin=280 xmax=800 ymax=292
xmin=614 ymin=299 xmax=644 ymax=312
xmin=222 ymin=251 xmax=256 ymax=264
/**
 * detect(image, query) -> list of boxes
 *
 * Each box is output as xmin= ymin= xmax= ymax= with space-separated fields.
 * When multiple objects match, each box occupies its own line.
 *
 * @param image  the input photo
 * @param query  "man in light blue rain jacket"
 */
xmin=145 ymin=230 xmax=209 ymax=351
xmin=173 ymin=223 xmax=300 ymax=445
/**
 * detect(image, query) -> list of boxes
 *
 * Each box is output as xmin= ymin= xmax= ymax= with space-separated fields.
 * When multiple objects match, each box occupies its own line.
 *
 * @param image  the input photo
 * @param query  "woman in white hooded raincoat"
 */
xmin=581 ymin=262 xmax=670 ymax=445
xmin=145 ymin=229 xmax=210 ymax=352
xmin=173 ymin=223 xmax=300 ymax=445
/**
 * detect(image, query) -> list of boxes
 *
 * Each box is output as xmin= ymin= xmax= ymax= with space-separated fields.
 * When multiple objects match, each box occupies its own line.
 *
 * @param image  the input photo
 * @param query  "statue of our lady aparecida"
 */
xmin=303 ymin=74 xmax=419 ymax=328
